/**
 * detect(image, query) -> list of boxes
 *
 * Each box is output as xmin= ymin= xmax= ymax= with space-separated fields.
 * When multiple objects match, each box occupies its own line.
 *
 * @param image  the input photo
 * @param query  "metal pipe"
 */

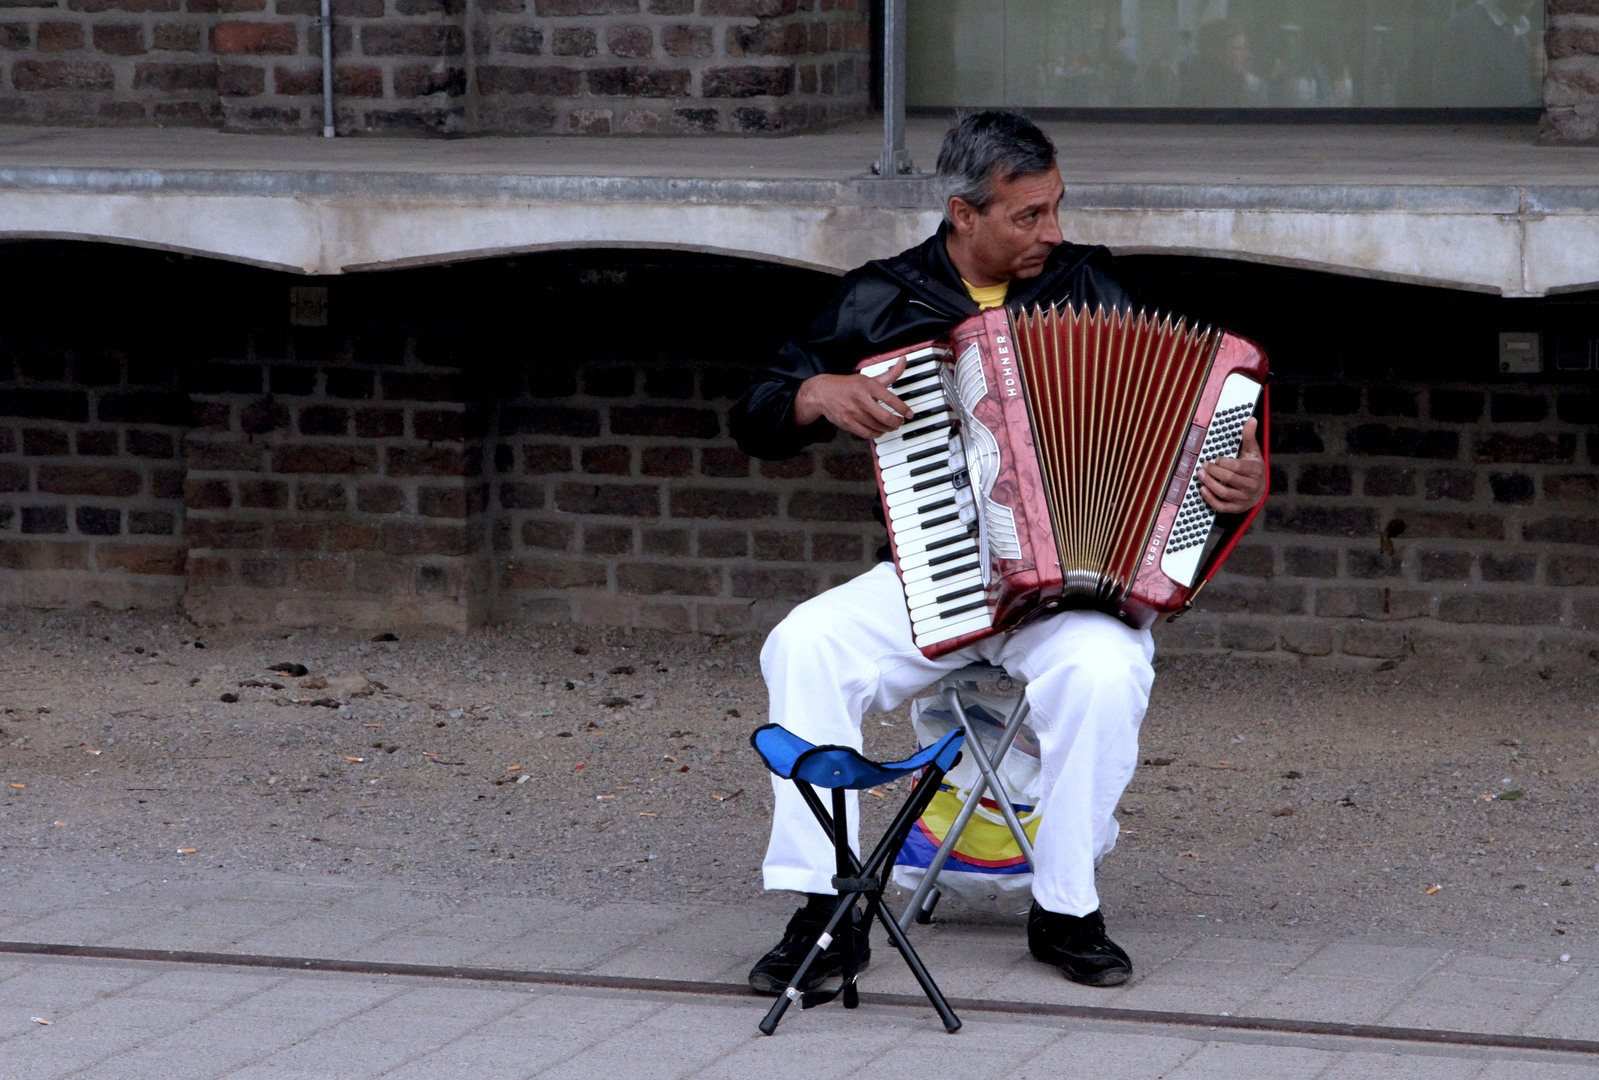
xmin=319 ymin=0 xmax=334 ymax=138
xmin=876 ymin=0 xmax=912 ymax=175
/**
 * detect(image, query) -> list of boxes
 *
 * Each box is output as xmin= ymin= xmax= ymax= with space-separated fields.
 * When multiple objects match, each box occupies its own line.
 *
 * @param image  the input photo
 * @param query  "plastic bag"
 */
xmin=891 ymin=691 xmax=1042 ymax=913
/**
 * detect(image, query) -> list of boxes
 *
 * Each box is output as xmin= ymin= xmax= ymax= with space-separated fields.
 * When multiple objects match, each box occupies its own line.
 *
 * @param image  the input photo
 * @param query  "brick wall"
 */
xmin=0 ymin=0 xmax=869 ymax=134
xmin=0 ymin=337 xmax=189 ymax=608
xmin=1544 ymin=0 xmax=1599 ymax=142
xmin=2 ymin=243 xmax=1597 ymax=667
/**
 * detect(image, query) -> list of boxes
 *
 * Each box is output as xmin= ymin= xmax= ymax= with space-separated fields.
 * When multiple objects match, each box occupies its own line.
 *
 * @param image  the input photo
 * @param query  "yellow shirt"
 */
xmin=962 ymin=279 xmax=1009 ymax=310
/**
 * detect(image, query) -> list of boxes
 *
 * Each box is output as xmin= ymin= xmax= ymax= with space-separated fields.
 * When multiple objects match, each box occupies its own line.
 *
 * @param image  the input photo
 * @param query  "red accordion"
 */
xmin=858 ymin=304 xmax=1269 ymax=658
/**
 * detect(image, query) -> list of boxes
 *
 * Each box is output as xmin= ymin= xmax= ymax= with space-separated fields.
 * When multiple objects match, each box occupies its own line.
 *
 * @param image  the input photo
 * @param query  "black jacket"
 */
xmin=729 ymin=222 xmax=1139 ymax=461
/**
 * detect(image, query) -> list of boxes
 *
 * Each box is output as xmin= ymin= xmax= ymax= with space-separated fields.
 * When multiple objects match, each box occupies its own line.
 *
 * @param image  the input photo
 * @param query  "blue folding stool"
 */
xmin=749 ymin=723 xmax=966 ymax=1036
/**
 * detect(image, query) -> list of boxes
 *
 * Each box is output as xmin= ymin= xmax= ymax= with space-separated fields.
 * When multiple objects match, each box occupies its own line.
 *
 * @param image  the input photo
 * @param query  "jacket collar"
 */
xmin=921 ymin=221 xmax=1097 ymax=315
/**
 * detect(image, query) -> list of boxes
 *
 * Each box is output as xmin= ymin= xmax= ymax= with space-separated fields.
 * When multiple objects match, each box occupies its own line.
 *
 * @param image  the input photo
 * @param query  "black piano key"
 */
xmin=908 ymin=460 xmax=946 ymax=478
xmin=918 ymin=512 xmax=960 ymax=530
xmin=911 ymin=473 xmax=954 ymax=492
xmin=887 ymin=420 xmax=952 ymax=444
xmin=937 ymin=599 xmax=989 ymax=619
xmin=914 ymin=496 xmax=956 ymax=514
xmin=899 ymin=384 xmax=944 ymax=402
xmin=934 ymin=583 xmax=984 ymax=605
xmin=925 ymin=530 xmax=976 ymax=552
xmin=905 ymin=445 xmax=947 ymax=464
xmin=927 ymin=545 xmax=978 ymax=566
xmin=930 ymin=561 xmax=979 ymax=582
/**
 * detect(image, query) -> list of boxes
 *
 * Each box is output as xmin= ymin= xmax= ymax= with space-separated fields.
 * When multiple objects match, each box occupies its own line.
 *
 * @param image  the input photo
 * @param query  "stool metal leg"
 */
xmin=945 ymin=685 xmax=1036 ymax=870
xmin=898 ymin=694 xmax=1032 ymax=933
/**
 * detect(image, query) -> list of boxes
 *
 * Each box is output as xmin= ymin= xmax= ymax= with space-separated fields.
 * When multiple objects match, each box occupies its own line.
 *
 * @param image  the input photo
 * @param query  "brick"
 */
xmin=1218 ymin=621 xmax=1277 ymax=652
xmin=1417 ymin=550 xmax=1471 ymax=581
xmin=582 ymin=445 xmax=631 ymax=475
xmin=502 ymin=406 xmax=599 ymax=437
xmin=73 ymin=506 xmax=120 ymax=535
xmin=1194 ymin=581 xmax=1304 ymax=615
xmin=1490 ymin=393 xmax=1547 ymax=422
xmin=587 ymin=65 xmax=691 ymax=96
xmin=732 ymin=567 xmax=813 ymax=598
xmin=385 ymin=445 xmax=477 ymax=476
xmin=359 ymin=24 xmax=462 ymax=55
xmin=104 ymin=391 xmax=193 ymax=427
xmin=37 ymin=21 xmax=84 ymax=51
xmin=1315 ymin=586 xmax=1428 ymax=619
xmin=642 ymin=528 xmax=689 ymax=556
xmin=393 ymin=65 xmax=468 ymax=98
xmin=274 ymin=444 xmax=377 ymax=474
xmin=502 ymin=558 xmax=607 ymax=590
xmin=700 ymin=447 xmax=751 ymax=477
xmin=648 ymin=0 xmax=691 ymax=10
xmin=297 ymin=481 xmax=347 ymax=512
xmin=702 ymin=0 xmax=796 ymax=14
xmin=24 ymin=428 xmax=70 ymax=456
xmin=356 ymin=484 xmax=405 ymax=513
xmin=239 ymin=398 xmax=289 ymax=433
xmin=1281 ymin=546 xmax=1335 ymax=578
xmin=185 ymin=556 xmax=230 ymax=583
xmin=0 ymin=429 xmax=16 ymax=455
xmin=1423 ymin=468 xmax=1475 ymax=501
xmin=1549 ymin=554 xmax=1599 ymax=586
xmin=239 ymin=556 xmax=288 ymax=587
xmin=498 ymin=481 xmax=542 ymax=509
xmin=612 ymin=406 xmax=718 ymax=438
xmin=821 ymin=453 xmax=872 ymax=481
xmin=325 ymin=524 xmax=376 ymax=552
xmin=641 ymin=446 xmax=691 ymax=477
xmin=703 ymin=65 xmax=795 ymax=98
xmin=1360 ymin=465 xmax=1414 ymax=497
xmin=417 ymin=485 xmax=470 ymax=518
xmin=617 ymin=562 xmax=719 ymax=595
xmin=37 ymin=465 xmax=140 ymax=496
xmin=1279 ymin=622 xmax=1334 ymax=656
xmin=93 ymin=22 xmax=144 ymax=53
xmin=494 ymin=26 xmax=542 ymax=53
xmin=1522 ymin=516 xmax=1599 ymax=546
xmin=1295 ymin=464 xmax=1351 ymax=496
xmin=533 ymin=0 xmax=637 ymax=12
xmin=327 ymin=369 xmax=376 ymax=399
xmin=152 ymin=22 xmax=200 ymax=50
xmin=70 ymin=429 xmax=114 ymax=456
xmin=1340 ymin=625 xmax=1407 ymax=659
xmin=728 ymin=21 xmax=807 ymax=57
xmin=1489 ymin=473 xmax=1534 ymax=504
xmin=661 ymin=23 xmax=710 ymax=56
xmin=1367 ymin=387 xmax=1419 ymax=417
xmin=1473 ymin=433 xmax=1576 ymax=464
xmin=12 ymin=58 xmax=114 ymax=90
xmin=1269 ymin=421 xmax=1323 ymax=454
xmin=238 ymin=477 xmax=287 ymax=508
xmin=753 ymin=530 xmax=804 ymax=561
xmin=1480 ymin=553 xmax=1536 ymax=582
xmin=1430 ymin=389 xmax=1483 ymax=422
xmin=554 ymin=482 xmax=660 ymax=517
xmin=184 ymin=440 xmax=262 ymax=472
xmin=3 ymin=390 xmax=87 ymax=422
xmin=1347 ymin=425 xmax=1458 ymax=459
xmin=1437 ymin=594 xmax=1562 ymax=625
xmin=151 ymin=469 xmax=183 ymax=499
xmin=1345 ymin=549 xmax=1401 ymax=579
xmin=788 ymin=492 xmax=877 ymax=522
xmin=97 ymin=543 xmax=184 ymax=575
xmin=211 ymin=20 xmax=295 ymax=53
xmin=760 ymin=456 xmax=813 ymax=479
xmin=189 ymin=361 xmax=262 ymax=394
xmin=381 ymin=522 xmax=470 ymax=556
xmin=292 ymin=405 xmax=346 ymax=436
xmin=0 ymin=538 xmax=86 ymax=570
xmin=582 ymin=523 xmax=633 ymax=554
xmin=700 ymin=367 xmax=749 ymax=400
xmin=1301 ymin=385 xmax=1359 ymax=414
xmin=185 ymin=519 xmax=264 ymax=550
xmin=1546 ymin=473 xmax=1599 ymax=502
xmin=811 ymin=532 xmax=863 ymax=562
xmin=519 ymin=443 xmax=570 ymax=474
xmin=0 ymin=463 xmax=20 ymax=493
xmin=296 ymin=558 xmax=347 ymax=591
xmin=1396 ymin=512 xmax=1503 ymax=540
xmin=128 ymin=510 xmax=176 ymax=535
xmin=355 ymin=408 xmax=404 ymax=438
xmin=184 ymin=478 xmax=232 ymax=509
xmin=411 ymin=409 xmax=469 ymax=441
xmin=477 ymin=66 xmax=582 ymax=95
xmin=1264 ymin=505 xmax=1377 ymax=537
xmin=521 ymin=519 xmax=573 ymax=550
xmin=271 ymin=522 xmax=324 ymax=551
xmin=1556 ymin=391 xmax=1599 ymax=424
xmin=125 ymin=429 xmax=175 ymax=458
xmin=552 ymin=26 xmax=595 ymax=55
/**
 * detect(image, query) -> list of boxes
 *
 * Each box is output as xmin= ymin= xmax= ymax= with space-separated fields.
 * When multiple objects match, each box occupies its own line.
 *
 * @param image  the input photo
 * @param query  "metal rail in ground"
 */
xmin=1 ymin=939 xmax=1594 ymax=1057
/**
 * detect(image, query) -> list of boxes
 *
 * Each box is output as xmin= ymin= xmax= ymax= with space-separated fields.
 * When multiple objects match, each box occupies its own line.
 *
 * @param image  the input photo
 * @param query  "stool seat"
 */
xmin=751 ymin=725 xmax=964 ymax=791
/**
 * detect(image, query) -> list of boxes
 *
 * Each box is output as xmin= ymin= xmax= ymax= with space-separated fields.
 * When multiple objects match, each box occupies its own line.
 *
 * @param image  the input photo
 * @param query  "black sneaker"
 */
xmin=1027 ymin=903 xmax=1132 ymax=987
xmin=748 ymin=895 xmax=871 ymax=996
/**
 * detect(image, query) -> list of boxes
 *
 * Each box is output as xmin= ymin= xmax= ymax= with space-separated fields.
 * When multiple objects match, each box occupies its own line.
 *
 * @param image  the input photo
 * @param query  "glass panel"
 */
xmin=907 ymin=0 xmax=1544 ymax=109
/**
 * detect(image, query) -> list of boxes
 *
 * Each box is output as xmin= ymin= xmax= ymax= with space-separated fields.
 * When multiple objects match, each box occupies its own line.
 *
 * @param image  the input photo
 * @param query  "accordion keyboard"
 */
xmin=862 ymin=349 xmax=993 ymax=650
xmin=1158 ymin=372 xmax=1263 ymax=587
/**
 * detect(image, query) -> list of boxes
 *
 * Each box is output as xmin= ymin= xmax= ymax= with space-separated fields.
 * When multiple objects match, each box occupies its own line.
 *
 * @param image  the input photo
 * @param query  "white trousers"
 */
xmin=760 ymin=562 xmax=1155 ymax=917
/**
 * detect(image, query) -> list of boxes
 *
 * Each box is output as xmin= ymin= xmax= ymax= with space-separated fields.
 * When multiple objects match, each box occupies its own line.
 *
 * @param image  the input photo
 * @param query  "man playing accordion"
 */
xmin=730 ymin=111 xmax=1267 ymax=993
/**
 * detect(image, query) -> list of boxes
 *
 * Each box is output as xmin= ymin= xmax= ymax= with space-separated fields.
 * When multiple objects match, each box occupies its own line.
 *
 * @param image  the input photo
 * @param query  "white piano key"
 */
xmin=885 ymin=479 xmax=958 ymax=513
xmin=874 ymin=413 xmax=953 ymax=450
xmin=860 ymin=349 xmax=945 ymax=380
xmin=890 ymin=514 xmax=966 ymax=547
xmin=907 ymin=576 xmax=984 ymax=622
xmin=902 ymin=556 xmax=981 ymax=587
xmin=913 ymin=610 xmax=995 ymax=648
xmin=899 ymin=545 xmax=977 ymax=574
xmin=876 ymin=437 xmax=952 ymax=471
xmin=880 ymin=454 xmax=950 ymax=488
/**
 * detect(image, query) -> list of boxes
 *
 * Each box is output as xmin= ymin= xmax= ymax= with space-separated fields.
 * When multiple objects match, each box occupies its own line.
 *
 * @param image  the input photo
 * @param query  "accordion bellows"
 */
xmin=858 ymin=303 xmax=1270 ymax=659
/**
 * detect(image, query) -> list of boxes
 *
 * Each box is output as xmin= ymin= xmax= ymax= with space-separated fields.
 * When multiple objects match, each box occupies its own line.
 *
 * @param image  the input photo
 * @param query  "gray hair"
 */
xmin=934 ymin=111 xmax=1057 ymax=225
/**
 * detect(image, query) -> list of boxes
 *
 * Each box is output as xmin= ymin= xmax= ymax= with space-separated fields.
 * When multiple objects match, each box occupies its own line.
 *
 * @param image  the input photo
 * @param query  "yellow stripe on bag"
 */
xmin=917 ymin=786 xmax=1040 ymax=869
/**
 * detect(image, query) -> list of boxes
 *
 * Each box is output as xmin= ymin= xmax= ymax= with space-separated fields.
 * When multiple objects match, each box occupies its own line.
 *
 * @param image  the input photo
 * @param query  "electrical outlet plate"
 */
xmin=1498 ymin=331 xmax=1541 ymax=375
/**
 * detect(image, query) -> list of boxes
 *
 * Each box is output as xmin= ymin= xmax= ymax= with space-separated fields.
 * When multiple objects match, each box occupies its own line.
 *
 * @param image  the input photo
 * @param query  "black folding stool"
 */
xmin=896 ymin=662 xmax=1037 ymax=932
xmin=749 ymin=723 xmax=966 ymax=1036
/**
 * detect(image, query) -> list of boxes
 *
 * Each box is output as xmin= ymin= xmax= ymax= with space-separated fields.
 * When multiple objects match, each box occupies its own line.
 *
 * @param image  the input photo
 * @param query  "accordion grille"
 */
xmin=1013 ymin=305 xmax=1219 ymax=605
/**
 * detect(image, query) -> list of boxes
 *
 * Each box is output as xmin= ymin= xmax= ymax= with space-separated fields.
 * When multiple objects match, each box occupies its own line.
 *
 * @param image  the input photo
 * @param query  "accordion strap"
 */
xmin=880 ymin=256 xmax=981 ymax=319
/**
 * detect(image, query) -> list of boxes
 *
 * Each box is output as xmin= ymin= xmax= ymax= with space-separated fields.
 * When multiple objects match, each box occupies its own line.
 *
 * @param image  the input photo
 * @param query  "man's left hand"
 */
xmin=1198 ymin=417 xmax=1266 ymax=514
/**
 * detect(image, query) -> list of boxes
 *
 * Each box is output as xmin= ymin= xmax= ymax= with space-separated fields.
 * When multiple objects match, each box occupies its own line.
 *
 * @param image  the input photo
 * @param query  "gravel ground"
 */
xmin=0 ymin=604 xmax=1596 ymax=951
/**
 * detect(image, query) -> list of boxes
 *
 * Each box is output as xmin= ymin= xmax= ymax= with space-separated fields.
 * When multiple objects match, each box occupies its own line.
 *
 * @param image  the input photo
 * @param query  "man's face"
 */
xmin=949 ymin=168 xmax=1065 ymax=283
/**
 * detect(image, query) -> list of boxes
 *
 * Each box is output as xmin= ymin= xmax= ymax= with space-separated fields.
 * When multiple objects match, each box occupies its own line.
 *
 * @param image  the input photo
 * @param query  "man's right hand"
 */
xmin=792 ymin=357 xmax=913 ymax=439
